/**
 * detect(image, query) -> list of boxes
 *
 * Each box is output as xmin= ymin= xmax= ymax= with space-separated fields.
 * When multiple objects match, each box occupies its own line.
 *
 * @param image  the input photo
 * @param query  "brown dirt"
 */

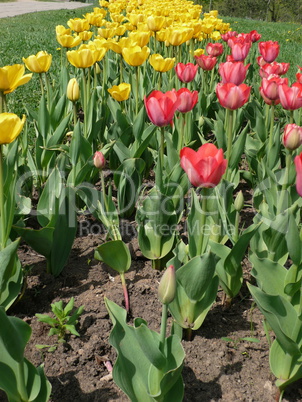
xmin=1 ymin=214 xmax=302 ymax=402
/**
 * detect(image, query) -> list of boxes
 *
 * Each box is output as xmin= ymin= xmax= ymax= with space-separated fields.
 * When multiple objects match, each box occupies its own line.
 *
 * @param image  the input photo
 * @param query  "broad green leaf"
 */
xmin=94 ymin=240 xmax=131 ymax=273
xmin=285 ymin=212 xmax=302 ymax=266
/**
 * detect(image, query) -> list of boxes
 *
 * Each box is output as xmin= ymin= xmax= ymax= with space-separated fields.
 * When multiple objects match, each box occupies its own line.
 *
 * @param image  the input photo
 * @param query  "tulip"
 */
xmin=56 ymin=34 xmax=82 ymax=49
xmin=56 ymin=25 xmax=71 ymax=36
xmin=180 ymin=143 xmax=227 ymax=188
xmin=0 ymin=113 xmax=26 ymax=145
xmin=228 ymin=37 xmax=251 ymax=61
xmin=122 ymin=45 xmax=150 ymax=66
xmin=282 ymin=124 xmax=302 ymax=151
xmin=296 ymin=66 xmax=302 ymax=84
xmin=218 ymin=61 xmax=249 ymax=85
xmin=194 ymin=54 xmax=217 ymax=71
xmin=67 ymin=17 xmax=90 ymax=33
xmin=175 ymin=62 xmax=198 ymax=83
xmin=258 ymin=40 xmax=279 ymax=63
xmin=158 ymin=265 xmax=176 ymax=305
xmin=144 ymin=89 xmax=180 ymax=127
xmin=216 ymin=82 xmax=251 ymax=110
xmin=149 ymin=54 xmax=175 ymax=73
xmin=206 ymin=42 xmax=223 ymax=57
xmin=278 ymin=82 xmax=302 ymax=111
xmin=128 ymin=31 xmax=151 ymax=47
xmin=22 ymin=51 xmax=52 ymax=74
xmin=259 ymin=62 xmax=290 ymax=78
xmin=249 ymin=30 xmax=262 ymax=42
xmin=79 ymin=31 xmax=93 ymax=41
xmin=93 ymin=151 xmax=106 ymax=170
xmin=146 ymin=15 xmax=165 ymax=32
xmin=259 ymin=75 xmax=288 ymax=105
xmin=176 ymin=88 xmax=198 ymax=113
xmin=294 ymin=152 xmax=302 ymax=197
xmin=108 ymin=83 xmax=131 ymax=102
xmin=166 ymin=27 xmax=194 ymax=46
xmin=66 ymin=47 xmax=98 ymax=68
xmin=0 ymin=64 xmax=32 ymax=95
xmin=67 ymin=78 xmax=80 ymax=102
xmin=221 ymin=31 xmax=238 ymax=42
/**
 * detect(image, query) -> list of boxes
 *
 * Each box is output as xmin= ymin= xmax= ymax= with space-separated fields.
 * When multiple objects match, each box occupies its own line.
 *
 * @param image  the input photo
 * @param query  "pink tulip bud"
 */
xmin=158 ymin=265 xmax=176 ymax=305
xmin=282 ymin=124 xmax=302 ymax=151
xmin=93 ymin=151 xmax=106 ymax=170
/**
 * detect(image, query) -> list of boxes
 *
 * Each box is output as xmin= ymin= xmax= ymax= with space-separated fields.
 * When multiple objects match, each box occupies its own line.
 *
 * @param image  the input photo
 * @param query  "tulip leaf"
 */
xmin=94 ymin=240 xmax=131 ymax=273
xmin=13 ymin=224 xmax=54 ymax=260
xmin=176 ymin=253 xmax=217 ymax=302
xmin=285 ymin=212 xmax=302 ymax=266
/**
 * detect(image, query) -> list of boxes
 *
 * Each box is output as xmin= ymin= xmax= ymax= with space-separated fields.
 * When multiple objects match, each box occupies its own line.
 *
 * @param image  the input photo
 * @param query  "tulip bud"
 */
xmin=158 ymin=265 xmax=176 ymax=305
xmin=234 ymin=190 xmax=244 ymax=212
xmin=93 ymin=151 xmax=106 ymax=170
xmin=67 ymin=78 xmax=80 ymax=102
xmin=95 ymin=63 xmax=101 ymax=75
xmin=282 ymin=124 xmax=302 ymax=151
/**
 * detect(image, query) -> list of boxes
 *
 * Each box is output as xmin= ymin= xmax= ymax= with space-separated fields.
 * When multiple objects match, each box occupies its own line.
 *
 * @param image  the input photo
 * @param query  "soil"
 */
xmin=1 ymin=205 xmax=302 ymax=402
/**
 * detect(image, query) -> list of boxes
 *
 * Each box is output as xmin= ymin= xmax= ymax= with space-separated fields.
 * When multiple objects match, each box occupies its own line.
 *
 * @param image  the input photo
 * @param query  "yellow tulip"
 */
xmin=129 ymin=31 xmax=151 ymax=47
xmin=86 ymin=43 xmax=107 ymax=62
xmin=66 ymin=78 xmax=80 ymax=102
xmin=122 ymin=46 xmax=150 ymax=66
xmin=56 ymin=25 xmax=71 ymax=35
xmin=0 ymin=64 xmax=32 ymax=95
xmin=0 ymin=113 xmax=26 ymax=145
xmin=166 ymin=27 xmax=194 ymax=46
xmin=56 ymin=34 xmax=82 ymax=48
xmin=211 ymin=31 xmax=221 ymax=41
xmin=149 ymin=54 xmax=175 ymax=72
xmin=146 ymin=15 xmax=166 ymax=32
xmin=194 ymin=48 xmax=205 ymax=57
xmin=79 ymin=31 xmax=94 ymax=41
xmin=108 ymin=83 xmax=131 ymax=101
xmin=22 ymin=51 xmax=52 ymax=74
xmin=67 ymin=47 xmax=98 ymax=68
xmin=67 ymin=18 xmax=90 ymax=33
xmin=127 ymin=12 xmax=144 ymax=26
xmin=97 ymin=27 xmax=116 ymax=39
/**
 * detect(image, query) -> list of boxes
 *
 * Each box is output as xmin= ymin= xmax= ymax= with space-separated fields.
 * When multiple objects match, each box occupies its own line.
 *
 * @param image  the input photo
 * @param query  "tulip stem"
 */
xmin=225 ymin=108 xmax=234 ymax=181
xmin=277 ymin=150 xmax=292 ymax=215
xmin=0 ymin=145 xmax=5 ymax=249
xmin=160 ymin=303 xmax=168 ymax=353
xmin=290 ymin=110 xmax=294 ymax=125
xmin=100 ymin=170 xmax=109 ymax=216
xmin=135 ymin=66 xmax=140 ymax=116
xmin=38 ymin=73 xmax=45 ymax=98
xmin=82 ymin=69 xmax=88 ymax=138
xmin=160 ymin=126 xmax=165 ymax=171
xmin=268 ymin=104 xmax=275 ymax=151
xmin=72 ymin=103 xmax=78 ymax=127
xmin=120 ymin=272 xmax=130 ymax=312
xmin=0 ymin=91 xmax=5 ymax=113
xmin=45 ymin=72 xmax=51 ymax=110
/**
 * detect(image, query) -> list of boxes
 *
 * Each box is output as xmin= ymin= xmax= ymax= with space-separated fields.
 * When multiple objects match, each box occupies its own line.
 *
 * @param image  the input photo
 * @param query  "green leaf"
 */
xmin=285 ymin=212 xmax=302 ymax=266
xmin=13 ymin=224 xmax=54 ymax=260
xmin=94 ymin=240 xmax=131 ymax=273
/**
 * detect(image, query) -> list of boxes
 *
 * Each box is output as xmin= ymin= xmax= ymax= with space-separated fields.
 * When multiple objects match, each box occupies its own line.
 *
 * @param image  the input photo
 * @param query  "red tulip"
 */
xmin=282 ymin=124 xmax=302 ymax=151
xmin=259 ymin=75 xmax=288 ymax=105
xmin=218 ymin=61 xmax=249 ymax=85
xmin=180 ymin=143 xmax=227 ymax=188
xmin=294 ymin=152 xmax=302 ymax=197
xmin=144 ymin=89 xmax=180 ymax=127
xmin=236 ymin=33 xmax=252 ymax=42
xmin=256 ymin=56 xmax=267 ymax=67
xmin=296 ymin=66 xmax=302 ymax=84
xmin=278 ymin=82 xmax=302 ymax=110
xmin=258 ymin=40 xmax=279 ymax=63
xmin=175 ymin=62 xmax=198 ymax=83
xmin=249 ymin=30 xmax=262 ymax=43
xmin=221 ymin=31 xmax=237 ymax=42
xmin=259 ymin=62 xmax=290 ymax=78
xmin=194 ymin=55 xmax=217 ymax=71
xmin=227 ymin=37 xmax=251 ymax=61
xmin=216 ymin=82 xmax=251 ymax=110
xmin=206 ymin=42 xmax=224 ymax=57
xmin=176 ymin=88 xmax=198 ymax=113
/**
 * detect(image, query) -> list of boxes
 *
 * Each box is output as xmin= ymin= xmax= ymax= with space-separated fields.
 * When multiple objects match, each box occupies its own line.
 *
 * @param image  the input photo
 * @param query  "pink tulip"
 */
xmin=175 ymin=63 xmax=198 ymax=83
xmin=206 ymin=42 xmax=224 ymax=57
xmin=93 ymin=151 xmax=106 ymax=170
xmin=278 ymin=82 xmax=302 ymax=110
xmin=176 ymin=88 xmax=198 ymax=113
xmin=221 ymin=31 xmax=237 ymax=42
xmin=218 ymin=61 xmax=249 ymax=85
xmin=259 ymin=75 xmax=288 ymax=105
xmin=294 ymin=152 xmax=302 ymax=197
xmin=216 ymin=82 xmax=251 ymax=110
xmin=258 ymin=40 xmax=279 ymax=63
xmin=228 ymin=37 xmax=251 ymax=61
xmin=259 ymin=62 xmax=290 ymax=78
xmin=180 ymin=143 xmax=227 ymax=188
xmin=194 ymin=55 xmax=217 ymax=71
xmin=282 ymin=124 xmax=302 ymax=151
xmin=144 ymin=89 xmax=180 ymax=127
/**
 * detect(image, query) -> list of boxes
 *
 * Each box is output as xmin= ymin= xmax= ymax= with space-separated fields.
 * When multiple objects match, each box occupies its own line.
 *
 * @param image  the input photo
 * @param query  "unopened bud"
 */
xmin=95 ymin=63 xmax=101 ymax=75
xmin=158 ymin=265 xmax=176 ymax=305
xmin=67 ymin=78 xmax=80 ymax=102
xmin=93 ymin=151 xmax=106 ymax=170
xmin=234 ymin=190 xmax=244 ymax=212
xmin=282 ymin=124 xmax=302 ymax=151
